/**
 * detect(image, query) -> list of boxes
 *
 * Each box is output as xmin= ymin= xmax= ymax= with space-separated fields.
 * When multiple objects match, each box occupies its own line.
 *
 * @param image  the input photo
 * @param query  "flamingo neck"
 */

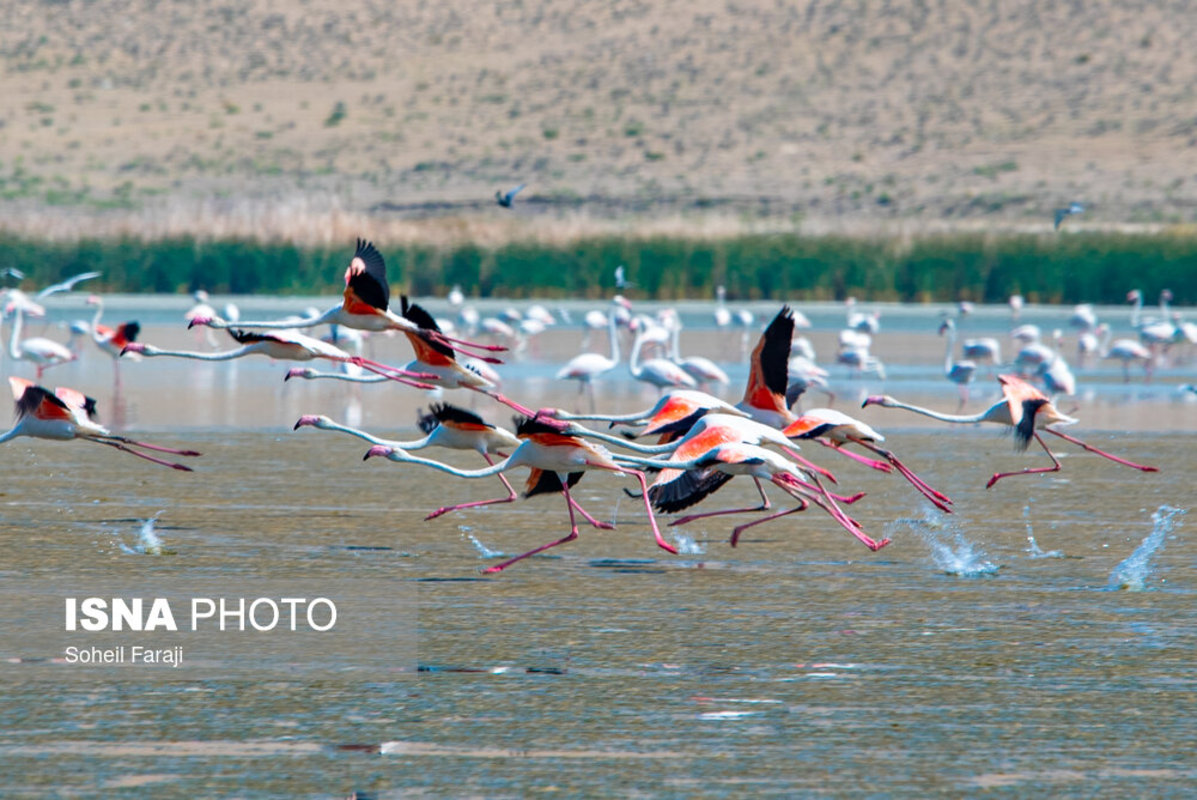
xmin=879 ymin=398 xmax=999 ymax=425
xmin=8 ymin=307 xmax=21 ymax=360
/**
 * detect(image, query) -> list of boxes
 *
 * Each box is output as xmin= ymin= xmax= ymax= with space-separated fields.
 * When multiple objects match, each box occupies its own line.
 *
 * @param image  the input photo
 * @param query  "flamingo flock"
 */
xmin=0 ymin=241 xmax=1175 ymax=573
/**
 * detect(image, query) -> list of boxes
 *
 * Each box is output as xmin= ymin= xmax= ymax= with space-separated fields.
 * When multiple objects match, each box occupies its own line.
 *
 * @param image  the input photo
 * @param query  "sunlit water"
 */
xmin=1 ymin=301 xmax=1195 ymax=797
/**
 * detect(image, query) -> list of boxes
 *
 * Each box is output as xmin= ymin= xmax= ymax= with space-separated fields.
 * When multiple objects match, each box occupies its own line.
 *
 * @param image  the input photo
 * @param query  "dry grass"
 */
xmin=1 ymin=0 xmax=1195 ymax=245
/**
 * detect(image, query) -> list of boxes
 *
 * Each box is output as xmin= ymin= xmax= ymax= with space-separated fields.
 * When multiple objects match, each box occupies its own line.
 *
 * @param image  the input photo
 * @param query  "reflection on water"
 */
xmin=1 ymin=300 xmax=1195 ymax=796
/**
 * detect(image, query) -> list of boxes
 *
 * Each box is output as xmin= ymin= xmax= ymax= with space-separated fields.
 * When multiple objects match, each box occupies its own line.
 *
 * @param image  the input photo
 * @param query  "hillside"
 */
xmin=2 ymin=0 xmax=1195 ymax=243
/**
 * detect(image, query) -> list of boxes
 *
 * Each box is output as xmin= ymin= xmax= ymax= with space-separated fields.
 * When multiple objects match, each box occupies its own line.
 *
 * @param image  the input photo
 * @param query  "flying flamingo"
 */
xmin=736 ymin=306 xmax=797 ymax=428
xmin=34 ymin=270 xmax=101 ymax=300
xmin=614 ymin=442 xmax=887 ymax=551
xmin=363 ymin=416 xmax=679 ymax=572
xmin=862 ymin=374 xmax=1159 ymax=488
xmin=782 ymin=409 xmax=953 ymax=512
xmin=121 ymin=329 xmax=437 ymax=389
xmin=0 ymin=377 xmax=201 ymax=470
xmin=7 ymin=305 xmax=75 ymax=378
xmin=295 ymin=403 xmax=521 ymax=520
xmin=187 ymin=239 xmax=505 ymax=361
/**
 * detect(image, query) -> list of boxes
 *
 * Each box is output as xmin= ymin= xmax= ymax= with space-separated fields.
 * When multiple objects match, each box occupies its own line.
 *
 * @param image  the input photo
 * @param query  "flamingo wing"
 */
xmin=14 ymin=382 xmax=73 ymax=422
xmin=400 ymin=296 xmax=455 ymax=365
xmin=523 ymin=469 xmax=583 ymax=498
xmin=426 ymin=402 xmax=493 ymax=433
xmin=741 ymin=306 xmax=794 ymax=417
xmin=998 ymin=374 xmax=1049 ymax=449
xmin=341 ymin=238 xmax=390 ymax=315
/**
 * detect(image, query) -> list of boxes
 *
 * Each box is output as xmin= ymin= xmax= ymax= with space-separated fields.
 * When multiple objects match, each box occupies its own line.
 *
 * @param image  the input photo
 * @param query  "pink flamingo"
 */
xmin=862 ymin=374 xmax=1159 ymax=488
xmin=364 ymin=416 xmax=679 ymax=572
xmin=295 ymin=404 xmax=521 ymax=520
xmin=0 ymin=377 xmax=200 ymax=470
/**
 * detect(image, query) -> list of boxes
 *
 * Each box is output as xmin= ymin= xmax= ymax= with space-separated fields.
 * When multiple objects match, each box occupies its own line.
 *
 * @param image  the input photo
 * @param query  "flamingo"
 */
xmin=1008 ymin=294 xmax=1024 ymax=322
xmin=556 ymin=301 xmax=628 ymax=411
xmin=713 ymin=286 xmax=732 ymax=331
xmin=7 ymin=305 xmax=74 ymax=378
xmin=862 ymin=374 xmax=1159 ymax=488
xmin=295 ymin=404 xmax=521 ymax=520
xmin=121 ymin=329 xmax=437 ymax=389
xmin=614 ymin=442 xmax=887 ymax=551
xmin=0 ymin=377 xmax=201 ymax=470
xmin=628 ymin=319 xmax=696 ymax=393
xmin=845 ymin=298 xmax=881 ymax=335
xmin=785 ymin=356 xmax=834 ymax=412
xmin=364 ymin=415 xmax=678 ymax=572
xmin=664 ymin=311 xmax=729 ymax=390
xmin=187 ymin=240 xmax=505 ymax=361
xmin=1100 ymin=326 xmax=1153 ymax=382
xmin=84 ymin=295 xmax=141 ymax=377
xmin=546 ymin=389 xmax=748 ymax=434
xmin=782 ymin=409 xmax=953 ymax=512
xmin=938 ymin=318 xmax=977 ymax=406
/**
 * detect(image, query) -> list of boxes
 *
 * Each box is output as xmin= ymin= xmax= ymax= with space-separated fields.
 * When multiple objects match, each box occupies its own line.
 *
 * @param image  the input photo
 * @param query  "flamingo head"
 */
xmin=1126 ymin=289 xmax=1141 ymax=303
xmin=187 ymin=314 xmax=215 ymax=329
xmin=283 ymin=367 xmax=317 ymax=381
xmin=85 ymin=294 xmax=102 ymax=306
xmin=293 ymin=414 xmax=331 ymax=430
xmin=120 ymin=342 xmax=146 ymax=357
xmin=937 ymin=319 xmax=953 ymax=336
xmin=363 ymin=445 xmax=394 ymax=461
xmin=861 ymin=395 xmax=896 ymax=409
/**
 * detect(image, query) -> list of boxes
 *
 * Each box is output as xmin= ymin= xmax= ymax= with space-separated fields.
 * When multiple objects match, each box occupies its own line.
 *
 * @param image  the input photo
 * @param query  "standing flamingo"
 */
xmin=938 ymin=318 xmax=977 ymax=407
xmin=862 ymin=375 xmax=1159 ymax=487
xmin=363 ymin=416 xmax=678 ymax=572
xmin=7 ymin=305 xmax=74 ymax=378
xmin=187 ymin=240 xmax=504 ymax=361
xmin=628 ymin=319 xmax=697 ymax=393
xmin=0 ymin=377 xmax=201 ymax=470
xmin=295 ymin=404 xmax=520 ymax=520
xmin=556 ymin=304 xmax=624 ymax=411
xmin=121 ymin=329 xmax=436 ymax=389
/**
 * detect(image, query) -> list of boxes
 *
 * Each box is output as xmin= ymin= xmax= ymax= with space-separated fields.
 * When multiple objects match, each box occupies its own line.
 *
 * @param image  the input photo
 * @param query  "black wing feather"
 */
xmin=348 ymin=239 xmax=390 ymax=312
xmin=524 ymin=470 xmax=584 ymax=499
xmin=759 ymin=306 xmax=794 ymax=396
xmin=400 ymin=295 xmax=455 ymax=359
xmin=647 ymin=468 xmax=734 ymax=514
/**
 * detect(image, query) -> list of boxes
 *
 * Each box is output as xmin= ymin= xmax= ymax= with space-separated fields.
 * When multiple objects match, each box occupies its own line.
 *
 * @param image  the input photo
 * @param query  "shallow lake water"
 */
xmin=1 ymin=298 xmax=1194 ymax=797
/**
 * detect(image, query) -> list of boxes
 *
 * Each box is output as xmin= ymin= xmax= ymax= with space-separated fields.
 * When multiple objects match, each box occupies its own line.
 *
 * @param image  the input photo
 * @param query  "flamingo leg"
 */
xmin=785 ymin=475 xmax=889 ymax=551
xmin=668 ymin=478 xmax=771 ymax=527
xmin=780 ymin=445 xmax=838 ymax=483
xmin=605 ymin=465 xmax=676 ymax=554
xmin=348 ymin=359 xmax=439 ymax=391
xmin=95 ymin=435 xmax=201 ymax=457
xmin=817 ymin=439 xmax=894 ymax=473
xmin=482 ymin=478 xmax=580 ymax=573
xmin=856 ymin=441 xmax=953 ymax=512
xmin=986 ymin=433 xmax=1062 ymax=488
xmin=1045 ymin=428 xmax=1159 ymax=473
xmin=568 ymin=496 xmax=615 ymax=530
xmin=424 ymin=454 xmax=518 ymax=520
xmin=729 ymin=491 xmax=810 ymax=547
xmin=86 ymin=439 xmax=194 ymax=471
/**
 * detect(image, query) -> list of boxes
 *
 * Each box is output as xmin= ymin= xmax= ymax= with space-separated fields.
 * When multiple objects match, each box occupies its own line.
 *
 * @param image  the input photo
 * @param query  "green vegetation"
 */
xmin=1 ymin=231 xmax=1193 ymax=303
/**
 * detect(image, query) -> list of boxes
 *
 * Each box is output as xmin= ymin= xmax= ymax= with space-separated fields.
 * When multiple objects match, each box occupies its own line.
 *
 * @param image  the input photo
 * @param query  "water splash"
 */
xmin=118 ymin=511 xmax=167 ymax=555
xmin=671 ymin=531 xmax=706 ymax=556
xmin=1109 ymin=505 xmax=1186 ymax=591
xmin=1023 ymin=504 xmax=1064 ymax=558
xmin=461 ymin=528 xmax=504 ymax=559
xmin=886 ymin=510 xmax=999 ymax=577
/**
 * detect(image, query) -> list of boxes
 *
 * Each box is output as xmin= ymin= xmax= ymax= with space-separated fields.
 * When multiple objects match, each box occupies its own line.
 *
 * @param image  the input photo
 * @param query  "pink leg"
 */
xmin=818 ymin=440 xmax=893 ymax=473
xmin=568 ymin=496 xmax=615 ymax=530
xmin=782 ymin=474 xmax=865 ymax=505
xmin=349 ymin=359 xmax=438 ymax=391
xmin=730 ymin=493 xmax=810 ymax=547
xmin=669 ymin=478 xmax=771 ymax=527
xmin=88 ymin=439 xmax=194 ymax=471
xmin=1045 ymin=429 xmax=1159 ymax=473
xmin=425 ymin=454 xmax=518 ymax=520
xmin=99 ymin=435 xmax=201 ymax=458
xmin=857 ymin=441 xmax=953 ymax=512
xmin=432 ymin=330 xmax=508 ymax=358
xmin=608 ymin=465 xmax=676 ymax=554
xmin=781 ymin=446 xmax=838 ymax=483
xmin=482 ymin=482 xmax=580 ymax=573
xmin=986 ymin=433 xmax=1062 ymax=488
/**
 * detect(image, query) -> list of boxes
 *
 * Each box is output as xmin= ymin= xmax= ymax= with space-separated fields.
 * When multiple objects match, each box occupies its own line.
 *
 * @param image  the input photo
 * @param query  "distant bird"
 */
xmin=0 ymin=377 xmax=200 ymax=470
xmin=1101 ymin=328 xmax=1154 ymax=382
xmin=1054 ymin=202 xmax=1085 ymax=230
xmin=84 ymin=295 xmax=140 ymax=379
xmin=713 ymin=286 xmax=732 ymax=330
xmin=35 ymin=270 xmax=101 ymax=300
xmin=938 ymin=319 xmax=977 ymax=406
xmin=1008 ymin=294 xmax=1025 ymax=322
xmin=295 ymin=404 xmax=521 ymax=520
xmin=447 ymin=285 xmax=465 ymax=307
xmin=628 ymin=319 xmax=696 ymax=393
xmin=557 ymin=310 xmax=623 ymax=411
xmin=1 ymin=267 xmax=25 ymax=285
xmin=863 ymin=374 xmax=1159 ymax=488
xmin=614 ymin=265 xmax=634 ymax=290
xmin=495 ymin=184 xmax=526 ymax=208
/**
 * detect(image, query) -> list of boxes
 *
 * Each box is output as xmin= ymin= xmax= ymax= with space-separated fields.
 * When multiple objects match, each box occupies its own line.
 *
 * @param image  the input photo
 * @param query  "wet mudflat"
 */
xmin=0 ymin=304 xmax=1194 ymax=797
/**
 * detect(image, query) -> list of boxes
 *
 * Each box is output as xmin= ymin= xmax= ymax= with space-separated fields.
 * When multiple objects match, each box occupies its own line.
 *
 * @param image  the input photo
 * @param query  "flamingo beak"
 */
xmin=364 ymin=445 xmax=393 ymax=461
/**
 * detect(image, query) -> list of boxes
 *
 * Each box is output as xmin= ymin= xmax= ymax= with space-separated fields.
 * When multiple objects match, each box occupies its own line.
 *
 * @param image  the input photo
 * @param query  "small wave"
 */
xmin=1109 ymin=505 xmax=1185 ymax=591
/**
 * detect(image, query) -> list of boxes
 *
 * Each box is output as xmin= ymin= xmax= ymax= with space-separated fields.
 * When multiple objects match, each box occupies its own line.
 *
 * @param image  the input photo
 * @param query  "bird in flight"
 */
xmin=495 ymin=184 xmax=526 ymax=208
xmin=1053 ymin=202 xmax=1084 ymax=230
